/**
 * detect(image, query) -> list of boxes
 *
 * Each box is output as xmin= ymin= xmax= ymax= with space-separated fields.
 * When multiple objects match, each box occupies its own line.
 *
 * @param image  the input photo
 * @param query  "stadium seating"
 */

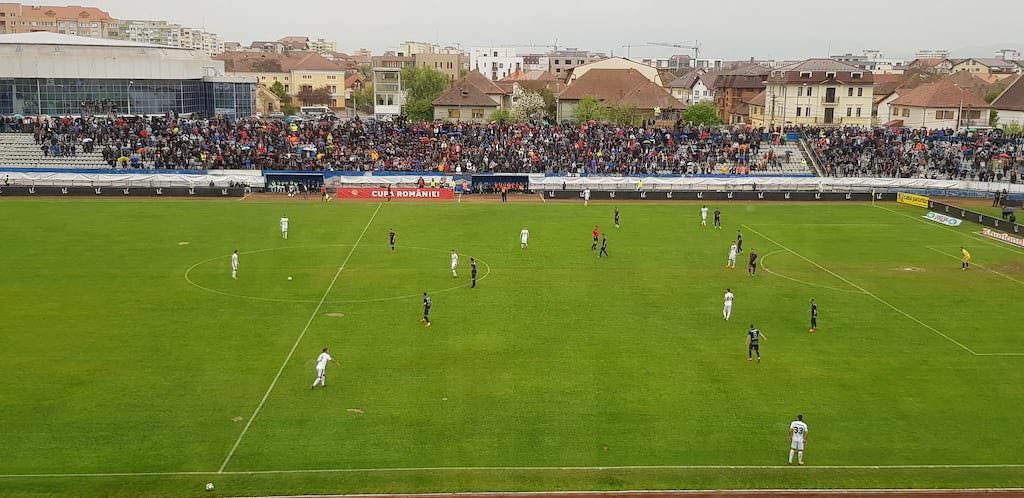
xmin=0 ymin=133 xmax=109 ymax=169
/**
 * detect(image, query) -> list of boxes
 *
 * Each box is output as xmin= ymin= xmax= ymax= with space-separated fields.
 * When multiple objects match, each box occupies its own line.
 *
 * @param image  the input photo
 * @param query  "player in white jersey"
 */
xmin=231 ymin=250 xmax=239 ymax=280
xmin=701 ymin=205 xmax=709 ymax=226
xmin=450 ymin=250 xmax=459 ymax=278
xmin=788 ymin=414 xmax=808 ymax=465
xmin=583 ymin=188 xmax=591 ymax=206
xmin=311 ymin=347 xmax=338 ymax=389
xmin=727 ymin=242 xmax=738 ymax=269
xmin=723 ymin=288 xmax=734 ymax=320
xmin=280 ymin=216 xmax=289 ymax=239
xmin=520 ymin=227 xmax=529 ymax=249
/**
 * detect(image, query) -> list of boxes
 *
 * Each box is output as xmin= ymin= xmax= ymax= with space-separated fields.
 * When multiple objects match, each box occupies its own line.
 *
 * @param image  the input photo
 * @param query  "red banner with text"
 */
xmin=335 ymin=187 xmax=455 ymax=201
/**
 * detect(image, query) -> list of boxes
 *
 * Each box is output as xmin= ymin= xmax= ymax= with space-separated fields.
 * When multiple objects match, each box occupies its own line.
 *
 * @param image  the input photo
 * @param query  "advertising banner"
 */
xmin=923 ymin=211 xmax=963 ymax=227
xmin=543 ymin=190 xmax=877 ymax=202
xmin=979 ymin=227 xmax=1024 ymax=248
xmin=898 ymin=192 xmax=930 ymax=208
xmin=335 ymin=187 xmax=455 ymax=201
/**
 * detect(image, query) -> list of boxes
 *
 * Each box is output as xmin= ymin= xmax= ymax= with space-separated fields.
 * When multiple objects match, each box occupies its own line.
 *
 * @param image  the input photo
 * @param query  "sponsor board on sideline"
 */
xmin=336 ymin=187 xmax=455 ymax=201
xmin=924 ymin=211 xmax=963 ymax=226
xmin=898 ymin=192 xmax=930 ymax=208
xmin=979 ymin=227 xmax=1024 ymax=248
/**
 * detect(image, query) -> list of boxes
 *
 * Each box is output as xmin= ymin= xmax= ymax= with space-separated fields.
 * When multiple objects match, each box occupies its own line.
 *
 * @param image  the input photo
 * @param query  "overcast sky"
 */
xmin=87 ymin=0 xmax=1022 ymax=60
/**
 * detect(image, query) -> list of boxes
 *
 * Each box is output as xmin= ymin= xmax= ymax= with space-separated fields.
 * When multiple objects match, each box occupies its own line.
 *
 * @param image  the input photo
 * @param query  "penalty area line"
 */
xmin=925 ymin=246 xmax=1024 ymax=287
xmin=741 ymin=224 xmax=979 ymax=356
xmin=4 ymin=464 xmax=1024 ymax=479
xmin=217 ymin=202 xmax=384 ymax=473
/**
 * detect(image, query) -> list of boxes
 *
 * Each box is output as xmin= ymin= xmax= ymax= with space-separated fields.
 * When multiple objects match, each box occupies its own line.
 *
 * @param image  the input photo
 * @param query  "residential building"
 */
xmin=109 ymin=20 xmax=224 ymax=56
xmin=495 ymin=70 xmax=562 ymax=105
xmin=548 ymin=48 xmax=604 ymax=78
xmin=991 ymin=74 xmax=1024 ymax=127
xmin=308 ymin=38 xmax=336 ymax=56
xmin=747 ymin=90 xmax=767 ymax=127
xmin=0 ymin=3 xmax=115 ymax=37
xmin=215 ymin=51 xmax=350 ymax=109
xmin=887 ymin=80 xmax=990 ymax=129
xmin=0 ymin=32 xmax=255 ymax=117
xmin=764 ymin=59 xmax=874 ymax=126
xmin=470 ymin=47 xmax=523 ymax=81
xmin=951 ymin=58 xmax=1020 ymax=75
xmin=400 ymin=41 xmax=435 ymax=55
xmin=521 ymin=53 xmax=550 ymax=72
xmin=372 ymin=52 xmax=415 ymax=70
xmin=995 ymin=48 xmax=1021 ymax=61
xmin=255 ymin=85 xmax=282 ymax=115
xmin=916 ymin=49 xmax=950 ymax=59
xmin=278 ymin=36 xmax=309 ymax=51
xmin=249 ymin=40 xmax=285 ymax=54
xmin=373 ymin=67 xmax=402 ymax=119
xmin=714 ymin=64 xmax=770 ymax=124
xmin=693 ymin=58 xmax=724 ymax=70
xmin=350 ymin=48 xmax=372 ymax=65
xmin=557 ymin=68 xmax=684 ymax=121
xmin=432 ymin=70 xmax=506 ymax=123
xmin=414 ymin=52 xmax=462 ymax=81
xmin=567 ymin=57 xmax=665 ymax=86
xmin=906 ymin=58 xmax=952 ymax=73
xmin=830 ymin=50 xmax=905 ymax=74
xmin=665 ymin=70 xmax=714 ymax=105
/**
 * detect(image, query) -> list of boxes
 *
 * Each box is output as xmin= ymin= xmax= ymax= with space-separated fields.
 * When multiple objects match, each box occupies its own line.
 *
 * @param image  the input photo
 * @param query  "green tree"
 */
xmin=401 ymin=66 xmax=450 ymax=122
xmin=575 ymin=96 xmax=605 ymax=122
xmin=608 ymin=105 xmax=644 ymax=126
xmin=684 ymin=102 xmax=722 ymax=126
xmin=537 ymin=88 xmax=558 ymax=118
xmin=1003 ymin=123 xmax=1024 ymax=135
xmin=489 ymin=109 xmax=512 ymax=124
xmin=985 ymin=89 xmax=1004 ymax=104
xmin=352 ymin=82 xmax=374 ymax=114
xmin=268 ymin=81 xmax=298 ymax=115
xmin=296 ymin=86 xmax=333 ymax=106
xmin=358 ymin=64 xmax=372 ymax=80
xmin=990 ymin=110 xmax=1000 ymax=128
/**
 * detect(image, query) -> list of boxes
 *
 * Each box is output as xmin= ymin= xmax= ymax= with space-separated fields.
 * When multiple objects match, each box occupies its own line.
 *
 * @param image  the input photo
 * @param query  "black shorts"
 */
xmin=749 ymin=344 xmax=759 ymax=353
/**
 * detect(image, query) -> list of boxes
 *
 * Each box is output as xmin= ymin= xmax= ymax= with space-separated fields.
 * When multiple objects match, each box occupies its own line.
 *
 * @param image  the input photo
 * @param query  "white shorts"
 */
xmin=451 ymin=263 xmax=457 ymax=270
xmin=791 ymin=439 xmax=805 ymax=451
xmin=521 ymin=237 xmax=528 ymax=244
xmin=728 ymin=256 xmax=736 ymax=264
xmin=724 ymin=303 xmax=732 ymax=313
xmin=316 ymin=367 xmax=325 ymax=377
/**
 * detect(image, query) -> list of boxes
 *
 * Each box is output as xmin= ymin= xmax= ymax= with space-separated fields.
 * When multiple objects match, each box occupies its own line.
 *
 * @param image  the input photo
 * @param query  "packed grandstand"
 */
xmin=1 ymin=115 xmax=1022 ymax=183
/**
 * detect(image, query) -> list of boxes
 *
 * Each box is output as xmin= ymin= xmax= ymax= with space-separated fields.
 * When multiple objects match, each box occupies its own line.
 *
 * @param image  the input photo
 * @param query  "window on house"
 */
xmin=848 ymin=88 xmax=854 ymax=97
xmin=472 ymin=109 xmax=484 ymax=119
xmin=800 ymin=71 xmax=812 ymax=78
xmin=857 ymin=87 xmax=863 ymax=97
xmin=852 ymin=72 xmax=863 ymax=79
xmin=798 ymin=87 xmax=803 ymax=97
xmin=805 ymin=107 xmax=811 ymax=116
xmin=935 ymin=110 xmax=953 ymax=120
xmin=796 ymin=107 xmax=802 ymax=117
xmin=847 ymin=107 xmax=853 ymax=117
xmin=966 ymin=110 xmax=982 ymax=119
xmin=826 ymin=72 xmax=836 ymax=78
xmin=806 ymin=87 xmax=813 ymax=97
xmin=449 ymin=109 xmax=461 ymax=119
xmin=902 ymin=108 xmax=910 ymax=117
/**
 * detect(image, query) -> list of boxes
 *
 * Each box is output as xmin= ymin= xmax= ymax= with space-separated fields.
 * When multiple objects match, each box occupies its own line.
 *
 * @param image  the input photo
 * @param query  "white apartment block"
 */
xmin=309 ymin=38 xmax=337 ymax=55
xmin=470 ymin=47 xmax=523 ymax=80
xmin=111 ymin=20 xmax=224 ymax=56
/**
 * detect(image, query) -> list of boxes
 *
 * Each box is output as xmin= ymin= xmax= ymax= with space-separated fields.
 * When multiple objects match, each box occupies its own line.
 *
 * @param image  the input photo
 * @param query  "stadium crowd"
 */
xmin=1 ymin=115 xmax=793 ymax=175
xmin=807 ymin=127 xmax=1024 ymax=182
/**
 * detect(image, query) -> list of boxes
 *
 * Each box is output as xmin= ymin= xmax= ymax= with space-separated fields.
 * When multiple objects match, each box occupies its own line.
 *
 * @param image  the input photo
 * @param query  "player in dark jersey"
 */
xmin=420 ymin=292 xmax=432 ymax=328
xmin=592 ymin=226 xmax=600 ymax=250
xmin=599 ymin=236 xmax=609 ymax=257
xmin=471 ymin=258 xmax=478 ymax=288
xmin=809 ymin=299 xmax=818 ymax=333
xmin=614 ymin=207 xmax=621 ymax=228
xmin=736 ymin=230 xmax=744 ymax=253
xmin=713 ymin=209 xmax=722 ymax=229
xmin=388 ymin=229 xmax=396 ymax=252
xmin=748 ymin=249 xmax=759 ymax=276
xmin=747 ymin=324 xmax=767 ymax=362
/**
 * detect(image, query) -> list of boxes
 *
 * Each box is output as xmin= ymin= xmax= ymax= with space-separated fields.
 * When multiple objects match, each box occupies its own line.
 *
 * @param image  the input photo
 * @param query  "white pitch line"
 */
xmin=873 ymin=204 xmax=1024 ymax=256
xmin=217 ymin=202 xmax=384 ymax=473
xmin=4 ymin=463 xmax=1024 ymax=479
xmin=925 ymin=246 xmax=1024 ymax=287
xmin=741 ymin=224 xmax=979 ymax=356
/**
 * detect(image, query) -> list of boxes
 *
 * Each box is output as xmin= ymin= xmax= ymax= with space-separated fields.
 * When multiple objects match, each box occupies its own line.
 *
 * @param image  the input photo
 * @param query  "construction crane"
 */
xmin=647 ymin=41 xmax=701 ymax=70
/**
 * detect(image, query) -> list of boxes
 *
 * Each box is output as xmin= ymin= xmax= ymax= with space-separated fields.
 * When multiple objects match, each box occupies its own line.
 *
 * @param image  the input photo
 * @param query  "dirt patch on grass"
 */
xmin=989 ymin=261 xmax=1024 ymax=274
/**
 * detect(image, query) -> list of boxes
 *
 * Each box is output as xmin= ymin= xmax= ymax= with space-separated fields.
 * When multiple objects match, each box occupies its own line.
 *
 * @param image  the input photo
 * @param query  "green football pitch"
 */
xmin=2 ymin=197 xmax=1023 ymax=497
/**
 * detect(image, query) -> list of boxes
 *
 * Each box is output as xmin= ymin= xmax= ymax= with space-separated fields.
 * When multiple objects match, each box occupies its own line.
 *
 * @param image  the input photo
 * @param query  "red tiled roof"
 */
xmin=214 ymin=52 xmax=348 ymax=72
xmin=992 ymin=75 xmax=1024 ymax=112
xmin=558 ymin=69 xmax=682 ymax=110
xmin=433 ymin=77 xmax=501 ymax=107
xmin=890 ymin=80 xmax=990 ymax=108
